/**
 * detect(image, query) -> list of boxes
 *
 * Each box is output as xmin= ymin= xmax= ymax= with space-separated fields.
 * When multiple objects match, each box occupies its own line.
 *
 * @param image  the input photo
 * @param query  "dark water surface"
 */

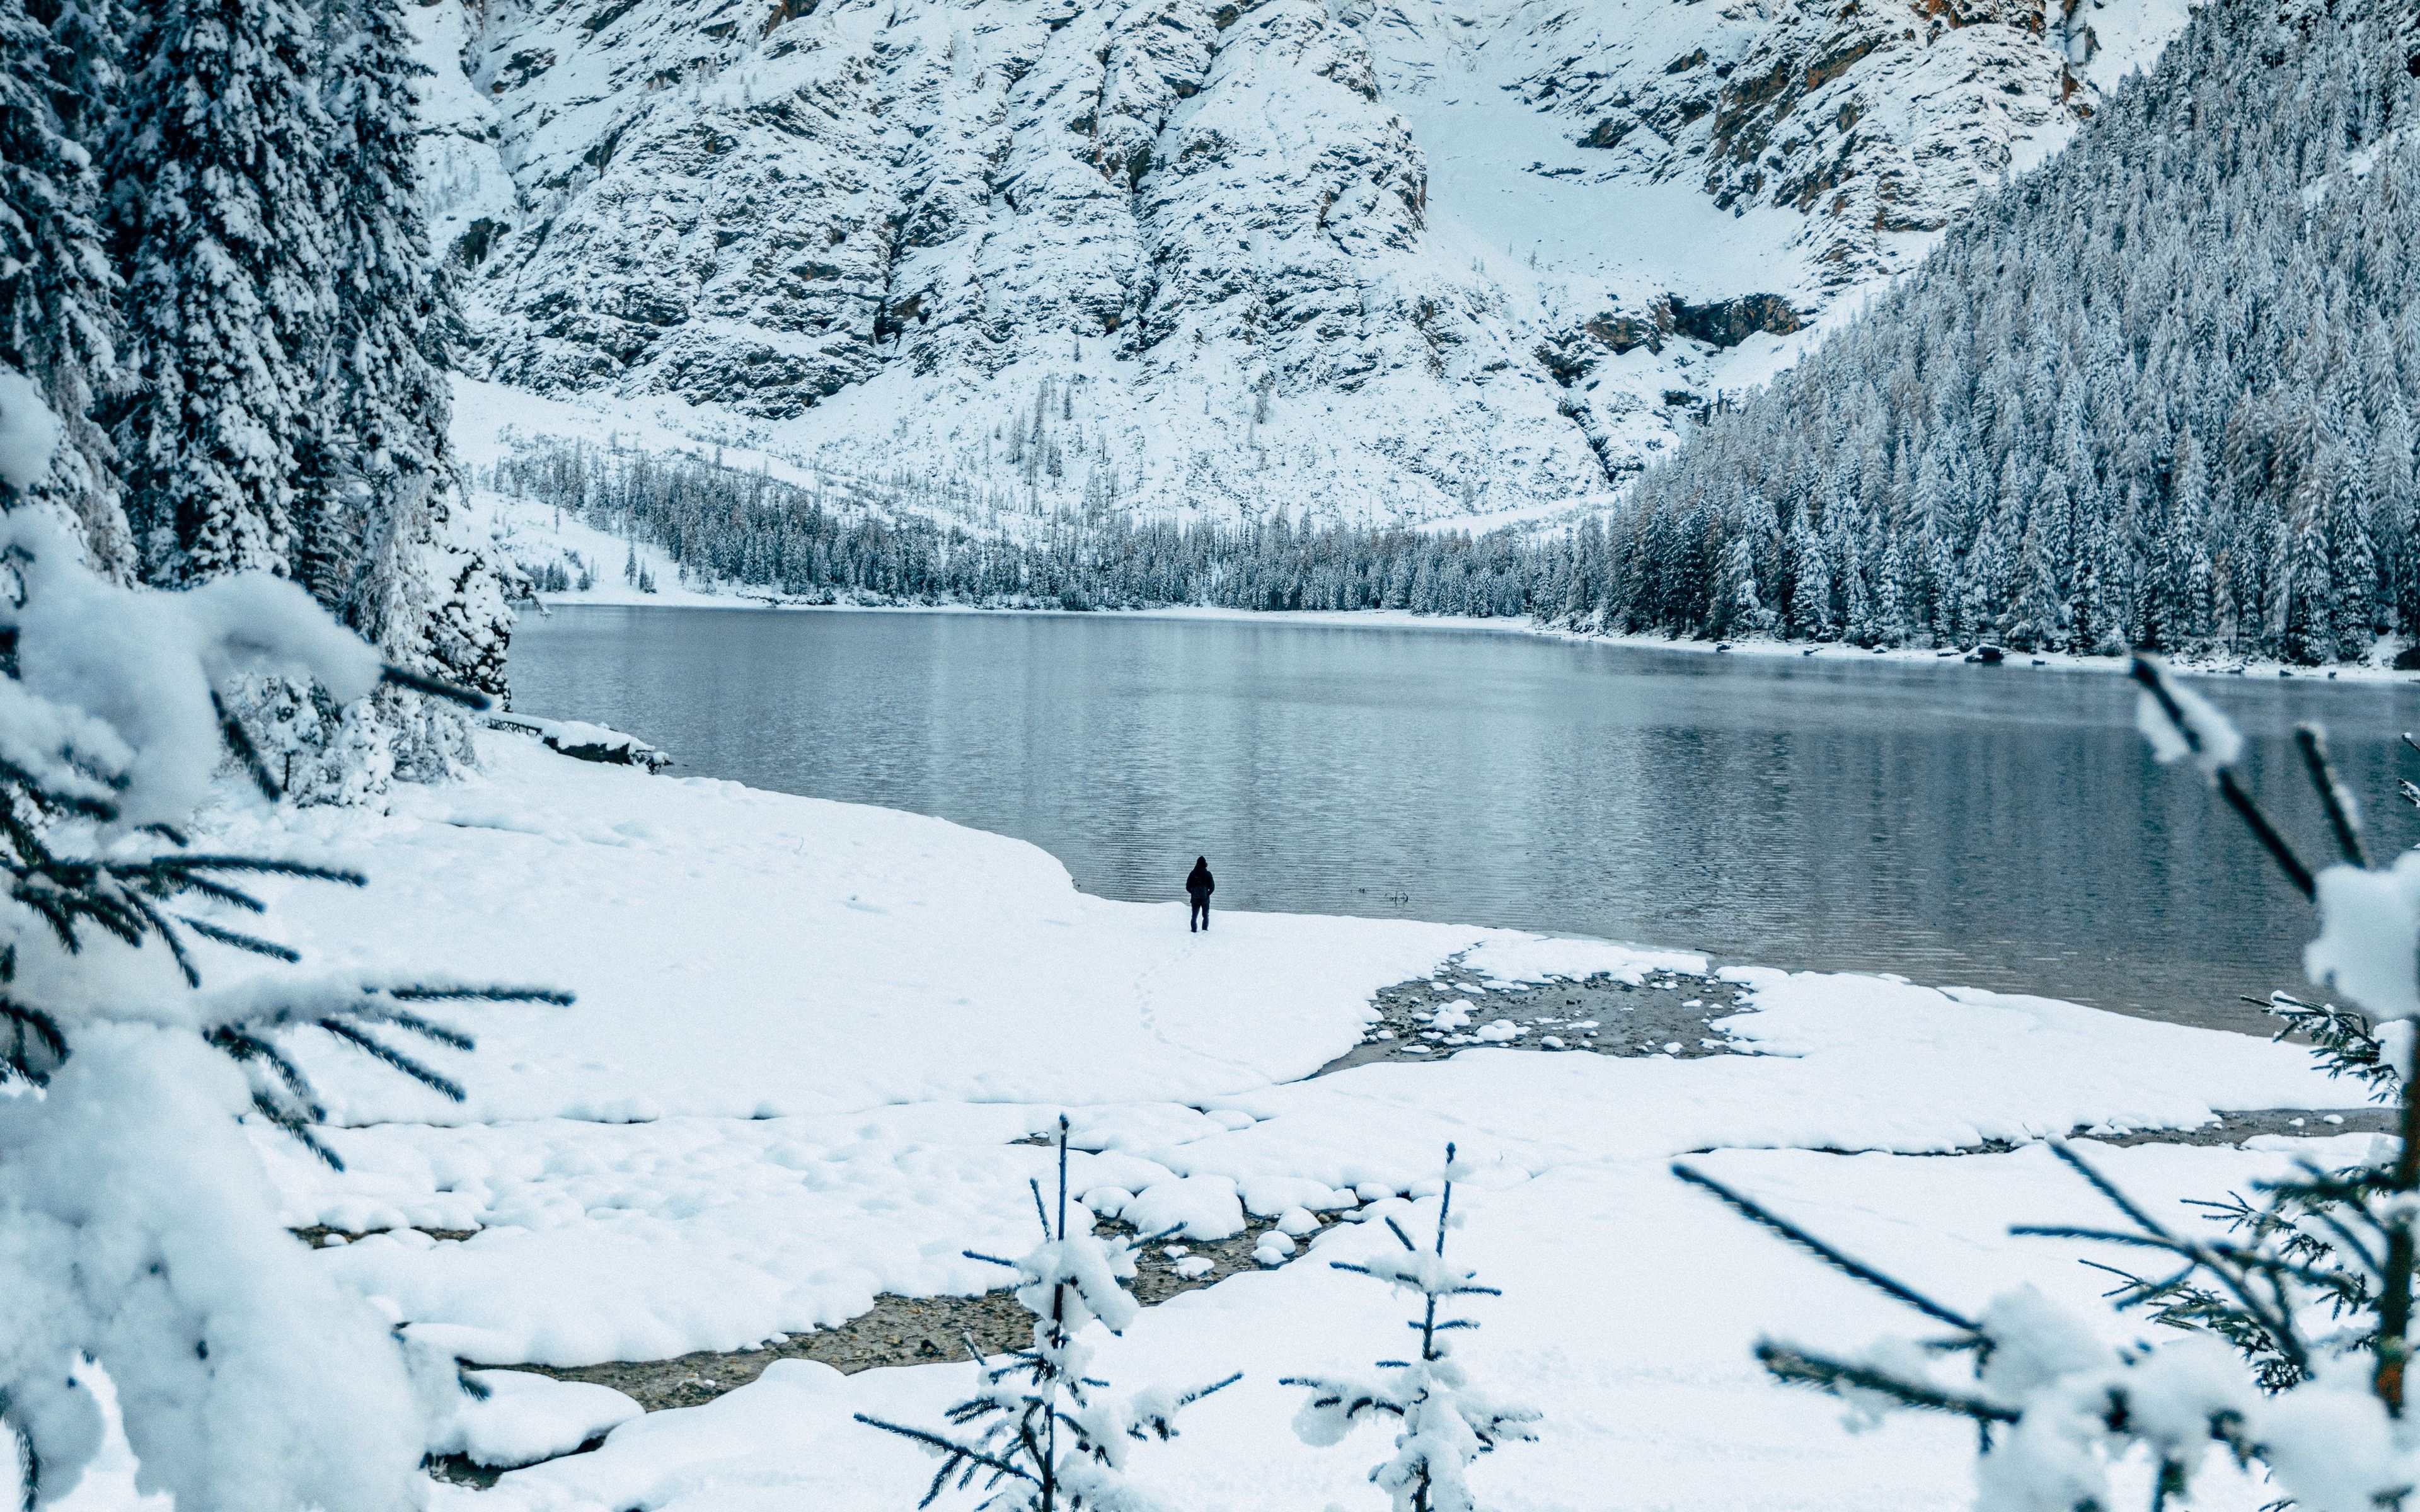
xmin=510 ymin=606 xmax=2420 ymax=1031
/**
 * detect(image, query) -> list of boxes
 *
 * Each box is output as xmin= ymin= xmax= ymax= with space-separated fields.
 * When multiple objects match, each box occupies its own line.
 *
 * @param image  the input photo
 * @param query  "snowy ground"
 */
xmin=98 ymin=728 xmax=2368 ymax=1510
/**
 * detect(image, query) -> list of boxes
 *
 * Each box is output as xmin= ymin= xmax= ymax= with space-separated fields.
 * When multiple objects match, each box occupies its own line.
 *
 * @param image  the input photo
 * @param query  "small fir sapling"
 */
xmin=855 ymin=1115 xmax=1240 ymax=1512
xmin=1671 ymin=657 xmax=2420 ymax=1512
xmin=0 ymin=419 xmax=568 ymax=1512
xmin=1284 ymin=1145 xmax=1540 ymax=1512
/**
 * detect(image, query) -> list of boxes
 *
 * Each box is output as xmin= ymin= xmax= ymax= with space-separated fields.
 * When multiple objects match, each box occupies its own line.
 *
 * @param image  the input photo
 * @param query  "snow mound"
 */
xmin=434 ymin=1372 xmax=642 ymax=1470
xmin=487 ymin=713 xmax=674 ymax=772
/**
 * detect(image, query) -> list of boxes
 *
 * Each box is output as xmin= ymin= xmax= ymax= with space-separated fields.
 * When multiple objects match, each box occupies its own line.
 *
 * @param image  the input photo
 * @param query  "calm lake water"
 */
xmin=510 ymin=605 xmax=2420 ymax=1031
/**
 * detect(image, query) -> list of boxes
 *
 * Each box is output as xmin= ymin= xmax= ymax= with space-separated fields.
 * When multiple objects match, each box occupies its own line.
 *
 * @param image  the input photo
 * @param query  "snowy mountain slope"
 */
xmin=411 ymin=0 xmax=519 ymax=268
xmin=410 ymin=0 xmax=2190 ymax=526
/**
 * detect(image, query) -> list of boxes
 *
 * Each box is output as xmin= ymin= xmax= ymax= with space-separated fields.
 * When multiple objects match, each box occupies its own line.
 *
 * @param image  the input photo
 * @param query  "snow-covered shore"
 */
xmin=168 ymin=731 xmax=2371 ymax=1510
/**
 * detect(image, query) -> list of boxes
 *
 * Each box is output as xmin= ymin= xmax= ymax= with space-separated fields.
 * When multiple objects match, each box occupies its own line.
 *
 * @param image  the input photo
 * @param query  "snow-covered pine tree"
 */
xmin=2147 ymin=430 xmax=2216 ymax=651
xmin=285 ymin=0 xmax=493 ymax=788
xmin=1712 ymin=533 xmax=1765 ymax=639
xmin=1284 ymin=1146 xmax=1539 ymax=1512
xmin=105 ymin=0 xmax=330 ymax=585
xmin=0 ymin=0 xmax=127 ymax=576
xmin=2329 ymin=445 xmax=2381 ymax=656
xmin=1675 ymin=660 xmax=2420 ymax=1510
xmin=2005 ymin=498 xmax=2064 ymax=652
xmin=855 ymin=1115 xmax=1239 ymax=1511
xmin=2280 ymin=459 xmax=2340 ymax=665
xmin=296 ymin=0 xmax=447 ymax=632
xmin=2369 ymin=401 xmax=2417 ymax=634
xmin=1785 ymin=520 xmax=1830 ymax=639
xmin=0 ymin=387 xmax=567 ymax=1509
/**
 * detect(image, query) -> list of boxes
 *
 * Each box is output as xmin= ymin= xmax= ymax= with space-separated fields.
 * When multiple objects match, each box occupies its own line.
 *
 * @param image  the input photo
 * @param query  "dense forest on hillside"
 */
xmin=1587 ymin=0 xmax=2420 ymax=660
xmin=490 ymin=444 xmax=1542 ymax=618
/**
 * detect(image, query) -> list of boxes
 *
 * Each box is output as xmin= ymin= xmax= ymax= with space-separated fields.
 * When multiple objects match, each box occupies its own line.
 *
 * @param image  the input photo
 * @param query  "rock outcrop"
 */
xmin=412 ymin=0 xmax=2189 ymax=523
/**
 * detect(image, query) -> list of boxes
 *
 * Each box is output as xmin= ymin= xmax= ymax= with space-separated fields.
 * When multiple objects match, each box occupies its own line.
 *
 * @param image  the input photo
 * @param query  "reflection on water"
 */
xmin=509 ymin=606 xmax=2420 ymax=1031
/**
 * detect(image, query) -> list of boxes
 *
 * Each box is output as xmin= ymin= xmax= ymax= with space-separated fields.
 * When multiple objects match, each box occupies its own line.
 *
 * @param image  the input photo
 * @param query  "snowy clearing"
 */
xmin=118 ymin=731 xmax=2362 ymax=1509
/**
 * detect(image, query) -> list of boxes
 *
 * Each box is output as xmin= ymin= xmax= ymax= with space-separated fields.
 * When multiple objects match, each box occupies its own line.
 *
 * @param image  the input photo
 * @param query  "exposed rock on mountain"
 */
xmin=1494 ymin=0 xmax=2114 ymax=286
xmin=412 ymin=0 xmax=2190 ymax=525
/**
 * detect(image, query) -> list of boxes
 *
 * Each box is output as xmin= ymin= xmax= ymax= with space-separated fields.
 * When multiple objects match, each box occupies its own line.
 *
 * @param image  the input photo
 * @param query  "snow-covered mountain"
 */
xmin=412 ymin=0 xmax=2188 ymax=527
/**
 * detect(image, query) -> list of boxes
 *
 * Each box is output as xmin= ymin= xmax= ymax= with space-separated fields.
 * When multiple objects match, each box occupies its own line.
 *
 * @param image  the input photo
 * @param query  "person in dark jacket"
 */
xmin=1185 ymin=857 xmax=1214 ymax=932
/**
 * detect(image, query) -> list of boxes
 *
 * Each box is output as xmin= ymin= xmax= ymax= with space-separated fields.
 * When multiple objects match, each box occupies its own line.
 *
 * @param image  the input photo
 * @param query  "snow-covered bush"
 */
xmin=0 ymin=493 xmax=565 ymax=1509
xmin=1674 ymin=658 xmax=2420 ymax=1511
xmin=855 ymin=1115 xmax=1238 ymax=1511
xmin=1285 ymin=1145 xmax=1539 ymax=1512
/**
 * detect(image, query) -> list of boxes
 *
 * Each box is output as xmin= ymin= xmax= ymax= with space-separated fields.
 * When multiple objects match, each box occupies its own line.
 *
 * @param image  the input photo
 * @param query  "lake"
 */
xmin=509 ymin=605 xmax=2420 ymax=1032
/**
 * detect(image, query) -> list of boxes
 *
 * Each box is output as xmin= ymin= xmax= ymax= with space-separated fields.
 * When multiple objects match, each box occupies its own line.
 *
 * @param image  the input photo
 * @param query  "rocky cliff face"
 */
xmin=1490 ymin=0 xmax=2111 ymax=284
xmin=412 ymin=0 xmax=2189 ymax=525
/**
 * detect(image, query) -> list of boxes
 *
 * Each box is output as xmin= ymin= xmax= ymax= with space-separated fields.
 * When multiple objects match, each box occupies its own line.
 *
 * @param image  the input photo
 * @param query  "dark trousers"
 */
xmin=1189 ymin=896 xmax=1209 ymax=931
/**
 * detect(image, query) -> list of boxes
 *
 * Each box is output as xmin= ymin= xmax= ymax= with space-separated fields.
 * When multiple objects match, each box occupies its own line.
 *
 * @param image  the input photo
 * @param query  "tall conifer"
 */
xmin=0 ymin=0 xmax=127 ymax=571
xmin=107 ymin=0 xmax=330 ymax=583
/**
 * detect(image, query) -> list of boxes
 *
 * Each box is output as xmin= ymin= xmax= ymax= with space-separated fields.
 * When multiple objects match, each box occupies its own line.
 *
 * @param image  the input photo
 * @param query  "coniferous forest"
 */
xmin=1576 ymin=0 xmax=2420 ymax=660
xmin=492 ymin=443 xmax=1545 ymax=619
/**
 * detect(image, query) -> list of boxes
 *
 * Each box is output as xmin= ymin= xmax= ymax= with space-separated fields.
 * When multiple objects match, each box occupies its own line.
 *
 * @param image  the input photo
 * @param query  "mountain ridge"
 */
xmin=412 ymin=0 xmax=2189 ymax=528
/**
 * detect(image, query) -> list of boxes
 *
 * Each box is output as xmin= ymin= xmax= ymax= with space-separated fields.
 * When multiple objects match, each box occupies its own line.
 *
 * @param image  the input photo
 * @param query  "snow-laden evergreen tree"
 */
xmin=1284 ymin=1147 xmax=1538 ymax=1512
xmin=105 ymin=0 xmax=330 ymax=585
xmin=0 ymin=0 xmax=513 ymax=805
xmin=281 ymin=0 xmax=492 ymax=790
xmin=0 ymin=389 xmax=565 ymax=1508
xmin=298 ymin=0 xmax=448 ymax=628
xmin=856 ymin=1116 xmax=1238 ymax=1511
xmin=0 ymin=0 xmax=127 ymax=575
xmin=1674 ymin=660 xmax=2420 ymax=1511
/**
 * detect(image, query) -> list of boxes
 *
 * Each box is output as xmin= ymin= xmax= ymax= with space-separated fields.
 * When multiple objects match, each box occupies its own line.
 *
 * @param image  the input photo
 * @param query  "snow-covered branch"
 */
xmin=1678 ymin=668 xmax=2420 ymax=1511
xmin=0 ymin=506 xmax=563 ymax=1509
